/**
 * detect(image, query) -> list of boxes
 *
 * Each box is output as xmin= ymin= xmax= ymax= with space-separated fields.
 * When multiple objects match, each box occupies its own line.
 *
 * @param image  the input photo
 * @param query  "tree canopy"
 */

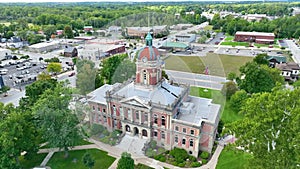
xmin=117 ymin=152 xmax=134 ymax=169
xmin=228 ymin=87 xmax=300 ymax=168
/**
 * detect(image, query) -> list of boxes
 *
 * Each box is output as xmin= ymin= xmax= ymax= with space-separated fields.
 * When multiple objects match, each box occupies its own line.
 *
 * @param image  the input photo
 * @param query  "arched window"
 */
xmin=162 ymin=116 xmax=166 ymax=126
xmin=190 ymin=139 xmax=194 ymax=147
xmin=154 ymin=114 xmax=158 ymax=124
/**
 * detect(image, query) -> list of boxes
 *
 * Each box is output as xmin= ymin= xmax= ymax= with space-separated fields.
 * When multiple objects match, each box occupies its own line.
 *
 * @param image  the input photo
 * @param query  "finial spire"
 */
xmin=145 ymin=32 xmax=152 ymax=46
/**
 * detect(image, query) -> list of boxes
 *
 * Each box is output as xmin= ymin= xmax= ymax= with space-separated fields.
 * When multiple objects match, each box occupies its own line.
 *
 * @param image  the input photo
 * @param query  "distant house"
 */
xmin=244 ymin=14 xmax=267 ymax=21
xmin=266 ymin=56 xmax=287 ymax=68
xmin=64 ymin=46 xmax=78 ymax=57
xmin=234 ymin=31 xmax=275 ymax=44
xmin=84 ymin=26 xmax=93 ymax=32
xmin=276 ymin=62 xmax=300 ymax=81
xmin=56 ymin=30 xmax=63 ymax=36
xmin=0 ymin=48 xmax=12 ymax=60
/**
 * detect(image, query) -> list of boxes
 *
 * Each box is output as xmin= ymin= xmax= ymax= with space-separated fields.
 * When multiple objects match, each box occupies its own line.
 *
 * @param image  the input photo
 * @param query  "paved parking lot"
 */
xmin=215 ymin=47 xmax=282 ymax=57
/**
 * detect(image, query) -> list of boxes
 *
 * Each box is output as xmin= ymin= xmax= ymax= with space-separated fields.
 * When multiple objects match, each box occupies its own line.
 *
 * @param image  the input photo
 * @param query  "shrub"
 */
xmin=191 ymin=162 xmax=201 ymax=167
xmin=146 ymin=148 xmax=156 ymax=157
xmin=189 ymin=156 xmax=197 ymax=162
xmin=200 ymin=152 xmax=210 ymax=159
xmin=178 ymin=162 xmax=186 ymax=167
xmin=159 ymin=156 xmax=166 ymax=162
xmin=158 ymin=147 xmax=166 ymax=154
xmin=102 ymin=130 xmax=110 ymax=136
xmin=171 ymin=161 xmax=178 ymax=166
xmin=202 ymin=159 xmax=208 ymax=164
xmin=90 ymin=124 xmax=105 ymax=136
xmin=170 ymin=148 xmax=189 ymax=162
xmin=149 ymin=140 xmax=157 ymax=149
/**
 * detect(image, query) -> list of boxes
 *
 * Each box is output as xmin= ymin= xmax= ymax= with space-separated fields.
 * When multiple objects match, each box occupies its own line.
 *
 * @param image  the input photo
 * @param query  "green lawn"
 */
xmin=190 ymin=86 xmax=243 ymax=124
xmin=19 ymin=153 xmax=48 ymax=169
xmin=47 ymin=149 xmax=115 ymax=169
xmin=216 ymin=147 xmax=252 ymax=169
xmin=225 ymin=36 xmax=234 ymax=41
xmin=41 ymin=138 xmax=93 ymax=149
xmin=220 ymin=41 xmax=250 ymax=47
xmin=135 ymin=163 xmax=155 ymax=169
xmin=165 ymin=54 xmax=253 ymax=77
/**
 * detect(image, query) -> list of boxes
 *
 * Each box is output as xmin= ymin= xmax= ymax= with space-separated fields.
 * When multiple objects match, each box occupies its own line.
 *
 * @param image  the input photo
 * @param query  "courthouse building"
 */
xmin=87 ymin=33 xmax=221 ymax=157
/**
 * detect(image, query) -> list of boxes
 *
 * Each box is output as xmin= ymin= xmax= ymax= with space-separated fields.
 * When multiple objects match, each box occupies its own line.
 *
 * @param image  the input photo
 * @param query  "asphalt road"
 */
xmin=165 ymin=70 xmax=226 ymax=90
xmin=286 ymin=40 xmax=300 ymax=63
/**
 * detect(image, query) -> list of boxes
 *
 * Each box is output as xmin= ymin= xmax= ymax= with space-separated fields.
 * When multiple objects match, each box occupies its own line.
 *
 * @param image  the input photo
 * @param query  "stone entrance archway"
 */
xmin=125 ymin=125 xmax=131 ymax=132
xmin=133 ymin=127 xmax=139 ymax=136
xmin=142 ymin=129 xmax=147 ymax=137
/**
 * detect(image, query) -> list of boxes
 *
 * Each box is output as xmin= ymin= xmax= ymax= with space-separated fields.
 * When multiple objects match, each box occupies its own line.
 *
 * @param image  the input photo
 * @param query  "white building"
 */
xmin=28 ymin=41 xmax=61 ymax=53
xmin=175 ymin=34 xmax=196 ymax=43
xmin=0 ymin=48 xmax=12 ymax=60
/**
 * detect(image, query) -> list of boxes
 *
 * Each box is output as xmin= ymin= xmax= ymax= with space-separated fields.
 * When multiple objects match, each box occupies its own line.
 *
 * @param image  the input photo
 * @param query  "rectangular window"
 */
xmin=103 ymin=108 xmax=106 ymax=113
xmin=136 ymin=112 xmax=139 ymax=120
xmin=92 ymin=106 xmax=95 ymax=110
xmin=175 ymin=126 xmax=179 ymax=131
xmin=162 ymin=132 xmax=165 ymax=139
xmin=97 ymin=107 xmax=100 ymax=112
xmin=144 ymin=113 xmax=148 ymax=121
xmin=190 ymin=130 xmax=195 ymax=135
xmin=175 ymin=136 xmax=178 ymax=143
xmin=182 ymin=138 xmax=186 ymax=145
xmin=154 ymin=131 xmax=157 ymax=137
xmin=183 ymin=128 xmax=186 ymax=133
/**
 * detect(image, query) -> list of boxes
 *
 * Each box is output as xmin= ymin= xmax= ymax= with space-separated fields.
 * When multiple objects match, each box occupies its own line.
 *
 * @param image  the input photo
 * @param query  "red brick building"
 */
xmin=234 ymin=31 xmax=275 ymax=44
xmin=87 ymin=33 xmax=221 ymax=157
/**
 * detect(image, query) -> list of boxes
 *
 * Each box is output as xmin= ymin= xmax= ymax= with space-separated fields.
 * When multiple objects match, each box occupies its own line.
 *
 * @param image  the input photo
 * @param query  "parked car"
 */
xmin=68 ymin=72 xmax=75 ymax=77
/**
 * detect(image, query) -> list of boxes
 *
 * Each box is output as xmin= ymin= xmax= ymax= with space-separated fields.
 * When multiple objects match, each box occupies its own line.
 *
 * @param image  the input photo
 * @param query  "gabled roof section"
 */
xmin=266 ymin=55 xmax=286 ymax=63
xmin=120 ymin=96 xmax=151 ymax=109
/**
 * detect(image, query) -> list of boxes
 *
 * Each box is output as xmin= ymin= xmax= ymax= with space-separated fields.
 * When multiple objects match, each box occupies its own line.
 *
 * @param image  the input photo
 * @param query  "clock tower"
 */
xmin=136 ymin=32 xmax=162 ymax=86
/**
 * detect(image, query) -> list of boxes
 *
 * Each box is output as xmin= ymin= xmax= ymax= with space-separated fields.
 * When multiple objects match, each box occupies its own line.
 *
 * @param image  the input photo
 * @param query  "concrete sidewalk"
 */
xmin=38 ymin=138 xmax=225 ymax=169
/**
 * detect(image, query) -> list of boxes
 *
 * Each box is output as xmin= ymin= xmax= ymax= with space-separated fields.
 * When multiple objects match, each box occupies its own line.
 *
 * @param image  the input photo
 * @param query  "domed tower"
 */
xmin=136 ymin=32 xmax=162 ymax=86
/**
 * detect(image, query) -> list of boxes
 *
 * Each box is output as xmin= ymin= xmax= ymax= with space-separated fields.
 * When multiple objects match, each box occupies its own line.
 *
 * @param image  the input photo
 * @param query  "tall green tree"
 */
xmin=76 ymin=59 xmax=96 ymax=95
xmin=33 ymin=83 xmax=81 ymax=158
xmin=111 ymin=59 xmax=136 ymax=84
xmin=228 ymin=87 xmax=300 ymax=168
xmin=0 ymin=111 xmax=39 ymax=169
xmin=47 ymin=62 xmax=62 ymax=75
xmin=64 ymin=25 xmax=74 ymax=38
xmin=237 ymin=62 xmax=275 ymax=93
xmin=221 ymin=81 xmax=238 ymax=99
xmin=117 ymin=152 xmax=134 ymax=169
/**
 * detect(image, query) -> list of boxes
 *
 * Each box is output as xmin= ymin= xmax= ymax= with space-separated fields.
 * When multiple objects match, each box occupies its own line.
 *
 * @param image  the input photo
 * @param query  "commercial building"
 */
xmin=28 ymin=41 xmax=60 ymax=53
xmin=234 ymin=31 xmax=275 ymax=44
xmin=87 ymin=33 xmax=221 ymax=157
xmin=126 ymin=25 xmax=167 ymax=38
xmin=175 ymin=34 xmax=196 ymax=43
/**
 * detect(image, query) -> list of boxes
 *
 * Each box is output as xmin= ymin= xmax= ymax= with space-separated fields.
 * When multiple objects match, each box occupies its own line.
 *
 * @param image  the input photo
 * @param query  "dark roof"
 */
xmin=64 ymin=46 xmax=76 ymax=53
xmin=0 ymin=76 xmax=5 ymax=88
xmin=276 ymin=62 xmax=300 ymax=71
xmin=266 ymin=56 xmax=287 ymax=63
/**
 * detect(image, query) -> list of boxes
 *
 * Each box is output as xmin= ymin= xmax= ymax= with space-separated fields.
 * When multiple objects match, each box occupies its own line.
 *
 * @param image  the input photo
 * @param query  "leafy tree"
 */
xmin=27 ymin=33 xmax=44 ymax=45
xmin=82 ymin=152 xmax=95 ymax=169
xmin=237 ymin=62 xmax=275 ymax=94
xmin=0 ymin=111 xmax=39 ymax=169
xmin=227 ymin=72 xmax=237 ymax=81
xmin=37 ymin=72 xmax=51 ymax=81
xmin=0 ymin=86 xmax=10 ymax=94
xmin=64 ymin=25 xmax=74 ymax=39
xmin=117 ymin=152 xmax=134 ymax=169
xmin=76 ymin=59 xmax=96 ymax=95
xmin=4 ymin=31 xmax=14 ymax=39
xmin=253 ymin=53 xmax=269 ymax=65
xmin=33 ymin=83 xmax=81 ymax=158
xmin=43 ymin=25 xmax=57 ymax=40
xmin=0 ymin=103 xmax=15 ymax=121
xmin=227 ymin=88 xmax=300 ymax=168
xmin=99 ymin=54 xmax=127 ymax=85
xmin=230 ymin=89 xmax=249 ymax=112
xmin=44 ymin=57 xmax=60 ymax=63
xmin=111 ymin=59 xmax=136 ymax=84
xmin=162 ymin=70 xmax=169 ymax=80
xmin=221 ymin=81 xmax=238 ymax=99
xmin=292 ymin=79 xmax=300 ymax=88
xmin=47 ymin=62 xmax=62 ymax=75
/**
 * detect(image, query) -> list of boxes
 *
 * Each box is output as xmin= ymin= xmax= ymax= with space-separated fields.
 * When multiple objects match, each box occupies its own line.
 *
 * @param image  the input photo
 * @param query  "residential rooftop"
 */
xmin=235 ymin=31 xmax=275 ymax=37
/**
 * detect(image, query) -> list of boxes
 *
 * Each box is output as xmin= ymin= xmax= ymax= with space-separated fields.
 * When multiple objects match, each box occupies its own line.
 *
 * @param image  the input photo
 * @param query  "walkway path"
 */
xmin=39 ymin=138 xmax=225 ymax=169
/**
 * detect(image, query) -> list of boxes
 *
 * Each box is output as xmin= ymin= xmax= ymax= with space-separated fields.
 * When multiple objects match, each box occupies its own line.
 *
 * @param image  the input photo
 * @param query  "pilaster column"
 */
xmin=139 ymin=111 xmax=142 ymax=125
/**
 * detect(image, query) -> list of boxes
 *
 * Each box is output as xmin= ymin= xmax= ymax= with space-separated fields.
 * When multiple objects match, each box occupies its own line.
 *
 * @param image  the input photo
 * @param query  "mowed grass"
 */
xmin=19 ymin=153 xmax=48 ymax=169
xmin=216 ymin=147 xmax=252 ymax=169
xmin=220 ymin=41 xmax=250 ymax=47
xmin=225 ymin=36 xmax=234 ymax=41
xmin=165 ymin=54 xmax=253 ymax=77
xmin=47 ymin=149 xmax=116 ymax=169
